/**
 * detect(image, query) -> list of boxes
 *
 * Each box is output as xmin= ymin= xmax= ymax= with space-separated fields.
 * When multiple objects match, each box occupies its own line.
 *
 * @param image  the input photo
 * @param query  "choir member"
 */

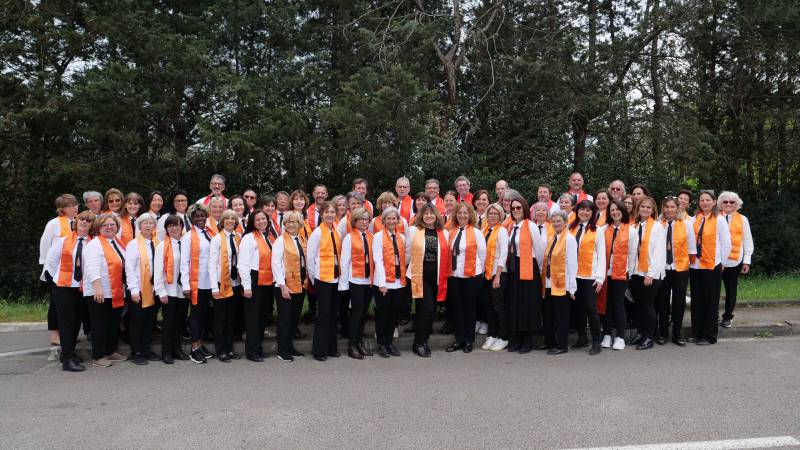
xmin=480 ymin=203 xmax=510 ymax=351
xmin=104 ymin=188 xmax=124 ymax=215
xmin=238 ymin=210 xmax=275 ymax=362
xmin=566 ymin=172 xmax=594 ymax=203
xmin=157 ymin=191 xmax=191 ymax=240
xmin=600 ymin=201 xmax=638 ymax=350
xmin=454 ymin=175 xmax=473 ymax=204
xmin=307 ymin=184 xmax=328 ymax=230
xmin=271 ymin=211 xmax=308 ymax=362
xmin=677 ymin=189 xmax=693 ymax=222
xmin=118 ymin=192 xmax=143 ymax=246
xmin=180 ymin=204 xmax=215 ymax=364
xmin=372 ymin=207 xmax=408 ymax=358
xmin=540 ymin=210 xmax=578 ymax=355
xmin=608 ymin=180 xmax=626 ymax=202
xmin=395 ymin=176 xmax=414 ymax=223
xmin=125 ymin=213 xmax=160 ymax=365
xmin=307 ymin=201 xmax=343 ymax=361
xmin=83 ymin=191 xmax=104 ymax=215
xmin=338 ymin=208 xmax=375 ymax=359
xmin=154 ymin=214 xmax=190 ymax=364
xmin=718 ymin=191 xmax=754 ymax=329
xmin=208 ymin=210 xmax=242 ymax=363
xmin=196 ymin=174 xmax=228 ymax=207
xmin=145 ymin=191 xmax=165 ymax=220
xmin=472 ymin=190 xmax=491 ymax=232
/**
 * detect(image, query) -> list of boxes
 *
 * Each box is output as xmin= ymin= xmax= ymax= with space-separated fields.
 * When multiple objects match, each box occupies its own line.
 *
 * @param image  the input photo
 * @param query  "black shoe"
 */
xmin=627 ymin=334 xmax=643 ymax=346
xmin=720 ymin=318 xmax=733 ymax=328
xmin=173 ymin=350 xmax=190 ymax=361
xmin=547 ymin=348 xmax=567 ymax=355
xmin=403 ymin=325 xmax=416 ymax=334
xmin=422 ymin=342 xmax=431 ymax=354
xmin=388 ymin=343 xmax=401 ymax=357
xmin=518 ymin=344 xmax=532 ymax=354
xmin=656 ymin=336 xmax=667 ymax=346
xmin=687 ymin=336 xmax=700 ymax=344
xmin=589 ymin=341 xmax=601 ymax=355
xmin=571 ymin=339 xmax=588 ymax=350
xmin=189 ymin=349 xmax=207 ymax=364
xmin=534 ymin=344 xmax=549 ymax=351
xmin=398 ymin=319 xmax=409 ymax=327
xmin=439 ymin=322 xmax=454 ymax=334
xmin=228 ymin=352 xmax=241 ymax=360
xmin=294 ymin=330 xmax=307 ymax=339
xmin=247 ymin=354 xmax=264 ymax=362
xmin=357 ymin=342 xmax=372 ymax=357
xmin=132 ymin=354 xmax=148 ymax=365
xmin=289 ymin=349 xmax=305 ymax=358
xmin=277 ymin=354 xmax=294 ymax=362
xmin=199 ymin=345 xmax=215 ymax=359
xmin=145 ymin=350 xmax=160 ymax=361
xmin=313 ymin=355 xmax=327 ymax=361
xmin=695 ymin=338 xmax=714 ymax=346
xmin=328 ymin=351 xmax=341 ymax=358
xmin=636 ymin=338 xmax=654 ymax=350
xmin=413 ymin=344 xmax=430 ymax=357
xmin=62 ymin=359 xmax=86 ymax=372
xmin=446 ymin=342 xmax=465 ymax=352
xmin=378 ymin=345 xmax=390 ymax=358
xmin=162 ymin=353 xmax=174 ymax=365
xmin=507 ymin=340 xmax=521 ymax=352
xmin=349 ymin=345 xmax=363 ymax=360
xmin=218 ymin=353 xmax=231 ymax=363
xmin=71 ymin=355 xmax=84 ymax=364
xmin=672 ymin=337 xmax=687 ymax=347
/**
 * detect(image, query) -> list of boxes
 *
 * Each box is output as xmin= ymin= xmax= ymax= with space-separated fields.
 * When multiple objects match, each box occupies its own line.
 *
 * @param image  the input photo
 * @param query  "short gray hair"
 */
xmin=558 ymin=193 xmax=574 ymax=205
xmin=380 ymin=206 xmax=401 ymax=224
xmin=717 ymin=191 xmax=743 ymax=210
xmin=83 ymin=191 xmax=102 ymax=203
xmin=502 ymin=188 xmax=521 ymax=201
xmin=135 ymin=212 xmax=158 ymax=227
xmin=550 ymin=209 xmax=569 ymax=222
xmin=532 ymin=201 xmax=549 ymax=213
xmin=210 ymin=174 xmax=226 ymax=184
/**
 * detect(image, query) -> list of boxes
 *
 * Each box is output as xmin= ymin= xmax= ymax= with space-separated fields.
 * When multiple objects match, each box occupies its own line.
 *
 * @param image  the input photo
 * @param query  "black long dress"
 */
xmin=505 ymin=231 xmax=543 ymax=333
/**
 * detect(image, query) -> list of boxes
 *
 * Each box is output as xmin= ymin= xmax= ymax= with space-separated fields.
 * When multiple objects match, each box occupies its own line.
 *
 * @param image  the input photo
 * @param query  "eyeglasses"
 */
xmin=101 ymin=223 xmax=117 ymax=228
xmin=609 ymin=187 xmax=622 ymax=191
xmin=78 ymin=217 xmax=93 ymax=223
xmin=721 ymin=200 xmax=736 ymax=204
xmin=244 ymin=195 xmax=256 ymax=200
xmin=108 ymin=198 xmax=122 ymax=203
xmin=511 ymin=206 xmax=523 ymax=211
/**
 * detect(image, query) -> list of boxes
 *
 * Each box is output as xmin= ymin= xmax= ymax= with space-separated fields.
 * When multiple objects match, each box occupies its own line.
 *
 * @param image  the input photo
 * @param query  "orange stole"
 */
xmin=58 ymin=216 xmax=71 ymax=236
xmin=382 ymin=231 xmax=406 ymax=286
xmin=254 ymin=232 xmax=274 ymax=285
xmin=205 ymin=217 xmax=219 ymax=237
xmin=571 ymin=225 xmax=597 ymax=278
xmin=317 ymin=223 xmax=341 ymax=282
xmin=372 ymin=216 xmax=405 ymax=235
xmin=663 ymin=219 xmax=690 ymax=272
xmin=399 ymin=196 xmax=413 ymax=221
xmin=541 ymin=230 xmax=568 ymax=296
xmin=410 ymin=228 xmax=451 ymax=301
xmin=136 ymin=235 xmax=158 ymax=307
xmin=349 ymin=230 xmax=374 ymax=281
xmin=514 ymin=221 xmax=537 ymax=281
xmin=99 ymin=238 xmax=126 ymax=308
xmin=484 ymin=225 xmax=500 ymax=280
xmin=636 ymin=217 xmax=656 ymax=273
xmin=218 ymin=232 xmax=240 ymax=298
xmin=119 ymin=216 xmax=135 ymax=246
xmin=56 ymin=233 xmax=79 ymax=287
xmin=694 ymin=213 xmax=718 ymax=270
xmin=448 ymin=226 xmax=477 ymax=277
xmin=727 ymin=212 xmax=744 ymax=262
xmin=163 ymin=236 xmax=175 ymax=285
xmin=188 ymin=228 xmax=201 ymax=305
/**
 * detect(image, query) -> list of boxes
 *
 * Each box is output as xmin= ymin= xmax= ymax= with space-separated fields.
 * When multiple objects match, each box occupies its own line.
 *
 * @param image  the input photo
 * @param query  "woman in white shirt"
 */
xmin=271 ymin=211 xmax=308 ymax=362
xmin=479 ymin=203 xmax=509 ymax=351
xmin=208 ymin=210 xmax=242 ymax=363
xmin=540 ymin=210 xmax=578 ymax=355
xmin=339 ymin=208 xmax=375 ymax=359
xmin=124 ymin=213 xmax=160 ymax=365
xmin=180 ymin=204 xmax=215 ymax=364
xmin=627 ymin=197 xmax=667 ymax=350
xmin=307 ymin=201 xmax=343 ymax=361
xmin=154 ymin=214 xmax=190 ymax=364
xmin=156 ymin=190 xmax=191 ymax=240
xmin=718 ymin=191 xmax=754 ymax=329
xmin=600 ymin=201 xmax=638 ymax=351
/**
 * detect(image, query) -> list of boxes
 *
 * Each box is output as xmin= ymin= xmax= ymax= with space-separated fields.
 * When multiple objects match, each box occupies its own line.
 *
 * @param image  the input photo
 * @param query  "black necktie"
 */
xmin=130 ymin=218 xmax=135 ymax=235
xmin=202 ymin=229 xmax=211 ymax=241
xmin=666 ymin=221 xmax=674 ymax=265
xmin=149 ymin=240 xmax=155 ymax=284
xmin=726 ymin=215 xmax=730 ymax=223
xmin=183 ymin=215 xmax=191 ymax=231
xmin=452 ymin=228 xmax=463 ymax=270
xmin=575 ymin=224 xmax=584 ymax=256
xmin=317 ymin=211 xmax=322 ymax=226
xmin=609 ymin=226 xmax=618 ymax=257
xmin=638 ymin=222 xmax=644 ymax=255
xmin=361 ymin=232 xmax=370 ymax=278
xmin=507 ymin=226 xmax=518 ymax=273
xmin=279 ymin=212 xmax=284 ymax=226
xmin=478 ymin=216 xmax=483 ymax=229
xmin=538 ymin=224 xmax=543 ymax=235
xmin=74 ymin=237 xmax=84 ymax=281
xmin=229 ymin=234 xmax=238 ymax=280
xmin=546 ymin=234 xmax=558 ymax=278
xmin=177 ymin=240 xmax=182 ymax=285
xmin=391 ymin=233 xmax=401 ymax=278
xmin=330 ymin=230 xmax=340 ymax=278
xmin=696 ymin=217 xmax=706 ymax=259
xmin=69 ymin=219 xmax=73 ymax=230
xmin=294 ymin=237 xmax=306 ymax=281
xmin=263 ymin=231 xmax=273 ymax=250
xmin=110 ymin=239 xmax=126 ymax=285
xmin=484 ymin=226 xmax=492 ymax=241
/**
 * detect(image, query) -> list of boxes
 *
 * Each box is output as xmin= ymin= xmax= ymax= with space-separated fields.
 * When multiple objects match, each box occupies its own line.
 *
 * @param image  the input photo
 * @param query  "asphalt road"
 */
xmin=1 ymin=337 xmax=798 ymax=449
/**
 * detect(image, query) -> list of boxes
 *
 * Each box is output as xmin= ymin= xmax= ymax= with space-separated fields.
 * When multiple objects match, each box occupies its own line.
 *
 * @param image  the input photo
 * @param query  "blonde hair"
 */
xmin=447 ymin=202 xmax=477 ymax=228
xmin=220 ymin=209 xmax=239 ymax=229
xmin=93 ymin=213 xmax=120 ymax=235
xmin=375 ymin=191 xmax=398 ymax=212
xmin=349 ymin=207 xmax=371 ymax=228
xmin=55 ymin=194 xmax=78 ymax=215
xmin=282 ymin=210 xmax=304 ymax=227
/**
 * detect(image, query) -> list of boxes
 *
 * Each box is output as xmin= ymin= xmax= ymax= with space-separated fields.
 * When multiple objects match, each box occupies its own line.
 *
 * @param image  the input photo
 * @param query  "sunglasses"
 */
xmin=78 ymin=217 xmax=93 ymax=223
xmin=511 ymin=206 xmax=523 ymax=211
xmin=244 ymin=195 xmax=256 ymax=200
xmin=108 ymin=198 xmax=122 ymax=203
xmin=721 ymin=200 xmax=736 ymax=204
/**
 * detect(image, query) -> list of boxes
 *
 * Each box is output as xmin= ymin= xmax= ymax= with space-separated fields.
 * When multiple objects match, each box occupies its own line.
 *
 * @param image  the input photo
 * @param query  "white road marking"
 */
xmin=562 ymin=435 xmax=800 ymax=450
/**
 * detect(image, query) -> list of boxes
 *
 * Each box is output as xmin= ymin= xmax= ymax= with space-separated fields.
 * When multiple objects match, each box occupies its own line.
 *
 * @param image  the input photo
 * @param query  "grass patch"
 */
xmin=0 ymin=296 xmax=49 ymax=323
xmin=732 ymin=275 xmax=800 ymax=302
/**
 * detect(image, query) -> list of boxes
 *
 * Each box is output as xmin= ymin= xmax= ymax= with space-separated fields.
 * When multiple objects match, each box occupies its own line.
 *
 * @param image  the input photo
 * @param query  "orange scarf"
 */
xmin=372 ymin=216 xmax=405 ymax=235
xmin=136 ymin=235 xmax=159 ymax=307
xmin=636 ymin=217 xmax=656 ymax=273
xmin=512 ymin=220 xmax=537 ymax=280
xmin=727 ymin=212 xmax=744 ymax=262
xmin=189 ymin=228 xmax=201 ymax=305
xmin=99 ymin=238 xmax=126 ymax=308
xmin=694 ymin=212 xmax=718 ymax=270
xmin=571 ymin=224 xmax=597 ymax=278
xmin=254 ymin=232 xmax=274 ymax=285
xmin=484 ymin=225 xmax=501 ymax=280
xmin=163 ymin=236 xmax=175 ymax=285
xmin=399 ymin=196 xmax=413 ymax=221
xmin=206 ymin=217 xmax=219 ymax=237
xmin=448 ymin=226 xmax=477 ymax=277
xmin=382 ymin=230 xmax=406 ymax=286
xmin=349 ymin=230 xmax=374 ymax=282
xmin=410 ymin=228 xmax=450 ymax=301
xmin=218 ymin=232 xmax=240 ymax=298
xmin=541 ymin=229 xmax=568 ymax=296
xmin=56 ymin=232 xmax=79 ymax=287
xmin=662 ymin=219 xmax=690 ymax=272
xmin=58 ymin=216 xmax=71 ymax=237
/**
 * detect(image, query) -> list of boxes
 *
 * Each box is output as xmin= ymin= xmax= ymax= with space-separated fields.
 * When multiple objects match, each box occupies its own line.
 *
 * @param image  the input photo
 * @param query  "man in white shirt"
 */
xmin=195 ymin=174 xmax=228 ymax=207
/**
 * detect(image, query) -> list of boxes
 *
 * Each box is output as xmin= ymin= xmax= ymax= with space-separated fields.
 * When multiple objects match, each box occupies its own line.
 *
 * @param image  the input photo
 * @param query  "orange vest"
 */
xmin=448 ymin=226 xmax=477 ymax=277
xmin=135 ymin=235 xmax=159 ymax=307
xmin=694 ymin=212 xmax=718 ymax=270
xmin=382 ymin=230 xmax=407 ymax=286
xmin=636 ymin=217 xmax=656 ymax=273
xmin=56 ymin=233 xmax=82 ymax=288
xmin=283 ymin=233 xmax=307 ymax=294
xmin=218 ymin=232 xmax=240 ymax=298
xmin=663 ymin=219 xmax=690 ymax=272
xmin=205 ymin=217 xmax=219 ymax=237
xmin=254 ymin=232 xmax=274 ymax=285
xmin=605 ymin=224 xmax=630 ymax=281
xmin=410 ymin=228 xmax=450 ymax=301
xmin=399 ymin=196 xmax=413 ymax=222
xmin=571 ymin=224 xmax=597 ymax=278
xmin=596 ymin=211 xmax=607 ymax=227
xmin=484 ymin=225 xmax=501 ymax=280
xmin=541 ymin=229 xmax=568 ymax=296
xmin=317 ymin=223 xmax=341 ymax=282
xmin=99 ymin=238 xmax=126 ymax=308
xmin=510 ymin=220 xmax=537 ymax=281
xmin=727 ymin=212 xmax=744 ymax=262
xmin=349 ymin=230 xmax=374 ymax=282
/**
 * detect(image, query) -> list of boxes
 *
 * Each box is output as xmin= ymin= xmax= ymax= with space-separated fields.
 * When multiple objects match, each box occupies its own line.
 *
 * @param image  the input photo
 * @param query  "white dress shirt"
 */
xmin=372 ymin=230 xmax=405 ymax=290
xmin=208 ymin=230 xmax=241 ymax=293
xmin=545 ymin=232 xmax=578 ymax=295
xmin=337 ymin=232 xmax=372 ymax=291
xmin=125 ymin=237 xmax=155 ymax=296
xmin=154 ymin=238 xmax=184 ymax=299
xmin=179 ymin=226 xmax=212 ymax=292
xmin=632 ymin=220 xmax=667 ymax=280
xmin=722 ymin=213 xmax=754 ymax=267
xmin=449 ymin=226 xmax=487 ymax=278
xmin=83 ymin=237 xmax=125 ymax=298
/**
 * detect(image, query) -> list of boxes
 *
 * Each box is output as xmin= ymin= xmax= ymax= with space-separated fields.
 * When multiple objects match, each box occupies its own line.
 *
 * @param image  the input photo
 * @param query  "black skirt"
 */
xmin=504 ymin=258 xmax=542 ymax=332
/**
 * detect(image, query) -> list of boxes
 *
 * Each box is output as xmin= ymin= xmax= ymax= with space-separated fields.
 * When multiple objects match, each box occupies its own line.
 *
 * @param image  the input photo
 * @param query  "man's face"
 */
xmin=395 ymin=179 xmax=410 ymax=197
xmin=313 ymin=187 xmax=328 ymax=204
xmin=354 ymin=182 xmax=367 ymax=196
xmin=86 ymin=196 xmax=103 ymax=214
xmin=537 ymin=187 xmax=551 ymax=202
xmin=569 ymin=174 xmax=583 ymax=191
xmin=210 ymin=177 xmax=225 ymax=195
xmin=276 ymin=194 xmax=289 ymax=211
xmin=455 ymin=180 xmax=470 ymax=196
xmin=425 ymin=183 xmax=439 ymax=200
xmin=495 ymin=181 xmax=507 ymax=199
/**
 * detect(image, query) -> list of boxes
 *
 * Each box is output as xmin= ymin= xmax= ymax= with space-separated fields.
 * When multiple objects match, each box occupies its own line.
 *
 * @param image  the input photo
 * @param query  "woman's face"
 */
xmin=487 ymin=208 xmax=501 ymax=227
xmin=699 ymin=193 xmax=715 ymax=213
xmin=610 ymin=204 xmax=623 ymax=223
xmin=638 ymin=202 xmax=653 ymax=220
xmin=414 ymin=197 xmax=427 ymax=210
xmin=559 ymin=197 xmax=572 ymax=212
xmin=192 ymin=211 xmax=207 ymax=229
xmin=720 ymin=197 xmax=737 ymax=214
xmin=62 ymin=204 xmax=79 ymax=219
xmin=166 ymin=222 xmax=182 ymax=239
xmin=292 ymin=196 xmax=306 ymax=212
xmin=422 ymin=210 xmax=436 ymax=227
xmin=335 ymin=199 xmax=347 ymax=217
xmin=223 ymin=216 xmax=237 ymax=232
xmin=534 ymin=207 xmax=548 ymax=224
xmin=383 ymin=213 xmax=399 ymax=231
xmin=474 ymin=193 xmax=489 ymax=213
xmin=632 ymin=187 xmax=645 ymax=199
xmin=210 ymin=202 xmax=223 ymax=219
xmin=662 ymin=201 xmax=678 ymax=220
xmin=551 ymin=215 xmax=565 ymax=233
xmin=577 ymin=206 xmax=593 ymax=222
xmin=444 ymin=195 xmax=457 ymax=212
xmin=125 ymin=199 xmax=140 ymax=216
xmin=231 ymin=198 xmax=246 ymax=217
xmin=595 ymin=193 xmax=609 ymax=211
xmin=254 ymin=212 xmax=268 ymax=232
xmin=99 ymin=218 xmax=118 ymax=239
xmin=348 ymin=198 xmax=363 ymax=212
xmin=243 ymin=191 xmax=257 ymax=209
xmin=139 ymin=219 xmax=155 ymax=237
xmin=149 ymin=194 xmax=163 ymax=213
xmin=283 ymin=219 xmax=299 ymax=235
xmin=456 ymin=207 xmax=469 ymax=226
xmin=323 ymin=207 xmax=336 ymax=224
xmin=623 ymin=198 xmax=633 ymax=213
xmin=677 ymin=193 xmax=690 ymax=211
xmin=76 ymin=216 xmax=92 ymax=235
xmin=173 ymin=195 xmax=188 ymax=214
xmin=261 ymin=202 xmax=276 ymax=216
xmin=107 ymin=195 xmax=122 ymax=213
xmin=511 ymin=201 xmax=524 ymax=221
xmin=356 ymin=216 xmax=370 ymax=232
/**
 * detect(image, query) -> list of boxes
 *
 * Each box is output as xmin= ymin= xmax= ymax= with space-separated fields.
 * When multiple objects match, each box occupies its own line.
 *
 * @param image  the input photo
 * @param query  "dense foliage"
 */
xmin=2 ymin=0 xmax=798 ymax=297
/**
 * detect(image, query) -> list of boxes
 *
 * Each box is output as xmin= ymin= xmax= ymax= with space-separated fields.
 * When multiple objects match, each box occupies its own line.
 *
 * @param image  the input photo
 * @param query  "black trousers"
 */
xmin=87 ymin=297 xmax=120 ymax=359
xmin=276 ymin=290 xmax=304 ymax=355
xmin=630 ymin=275 xmax=662 ymax=340
xmin=575 ymin=278 xmax=602 ymax=341
xmin=542 ymin=289 xmax=570 ymax=350
xmin=690 ymin=266 xmax=723 ymax=343
xmin=48 ymin=283 xmax=59 ymax=331
xmin=450 ymin=276 xmax=482 ymax=344
xmin=482 ymin=273 xmax=508 ymax=339
xmin=657 ymin=269 xmax=689 ymax=339
xmin=312 ymin=280 xmax=340 ymax=357
xmin=338 ymin=290 xmax=351 ymax=337
xmin=53 ymin=287 xmax=80 ymax=361
xmin=189 ymin=289 xmax=212 ymax=343
xmin=161 ymin=296 xmax=188 ymax=355
xmin=722 ymin=263 xmax=742 ymax=321
xmin=414 ymin=277 xmax=438 ymax=346
xmin=348 ymin=284 xmax=372 ymax=345
xmin=245 ymin=273 xmax=274 ymax=357
xmin=306 ymin=292 xmax=318 ymax=318
xmin=398 ymin=283 xmax=413 ymax=322
xmin=373 ymin=286 xmax=402 ymax=346
xmin=213 ymin=287 xmax=240 ymax=355
xmin=603 ymin=278 xmax=628 ymax=339
xmin=128 ymin=297 xmax=156 ymax=356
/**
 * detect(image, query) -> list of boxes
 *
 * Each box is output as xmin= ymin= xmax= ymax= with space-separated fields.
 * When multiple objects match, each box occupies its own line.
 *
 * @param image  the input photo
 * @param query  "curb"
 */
xmin=0 ymin=322 xmax=49 ymax=332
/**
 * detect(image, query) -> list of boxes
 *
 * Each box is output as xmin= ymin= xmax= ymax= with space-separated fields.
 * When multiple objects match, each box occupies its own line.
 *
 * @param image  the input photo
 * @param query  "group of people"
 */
xmin=39 ymin=173 xmax=754 ymax=372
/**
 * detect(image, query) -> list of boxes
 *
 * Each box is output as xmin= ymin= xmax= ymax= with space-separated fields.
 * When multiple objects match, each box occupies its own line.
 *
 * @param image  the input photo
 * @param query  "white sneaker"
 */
xmin=601 ymin=335 xmax=612 ymax=348
xmin=478 ymin=322 xmax=488 ymax=335
xmin=490 ymin=339 xmax=508 ymax=351
xmin=612 ymin=337 xmax=626 ymax=350
xmin=482 ymin=336 xmax=497 ymax=350
xmin=393 ymin=327 xmax=399 ymax=338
